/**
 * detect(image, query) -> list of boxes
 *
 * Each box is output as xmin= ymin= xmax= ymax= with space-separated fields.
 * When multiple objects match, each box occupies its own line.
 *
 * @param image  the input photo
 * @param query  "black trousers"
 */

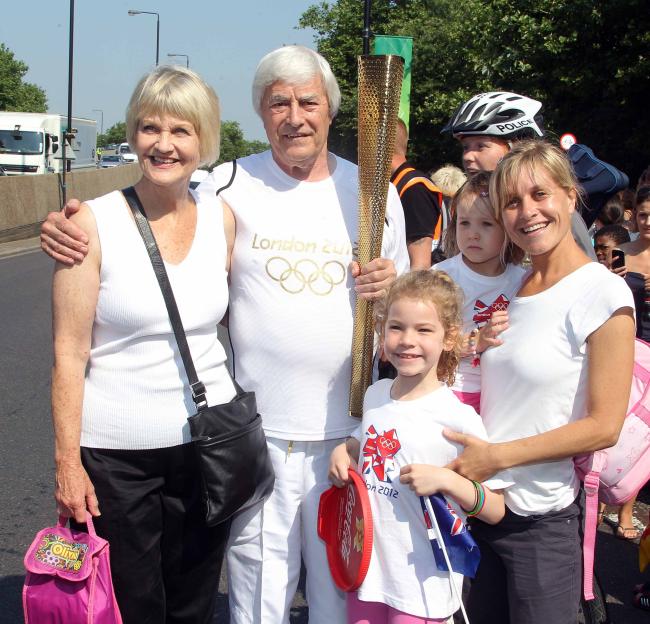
xmin=467 ymin=498 xmax=582 ymax=624
xmin=78 ymin=444 xmax=230 ymax=624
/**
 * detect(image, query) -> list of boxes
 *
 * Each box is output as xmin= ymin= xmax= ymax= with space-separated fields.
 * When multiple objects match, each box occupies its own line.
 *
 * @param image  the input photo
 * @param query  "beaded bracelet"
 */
xmin=461 ymin=480 xmax=486 ymax=517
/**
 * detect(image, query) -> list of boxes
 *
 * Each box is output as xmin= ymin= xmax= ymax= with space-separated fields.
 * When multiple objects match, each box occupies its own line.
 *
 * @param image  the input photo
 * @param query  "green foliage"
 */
xmin=97 ymin=122 xmax=127 ymax=147
xmin=210 ymin=120 xmax=269 ymax=168
xmin=96 ymin=120 xmax=269 ymax=164
xmin=0 ymin=43 xmax=47 ymax=112
xmin=300 ymin=0 xmax=650 ymax=180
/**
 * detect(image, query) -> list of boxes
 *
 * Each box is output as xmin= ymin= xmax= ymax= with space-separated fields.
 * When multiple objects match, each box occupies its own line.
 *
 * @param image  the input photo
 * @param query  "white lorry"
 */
xmin=0 ymin=112 xmax=97 ymax=175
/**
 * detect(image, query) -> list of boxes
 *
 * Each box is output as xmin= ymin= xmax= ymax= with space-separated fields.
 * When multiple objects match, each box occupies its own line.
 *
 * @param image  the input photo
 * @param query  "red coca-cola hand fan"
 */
xmin=317 ymin=469 xmax=373 ymax=591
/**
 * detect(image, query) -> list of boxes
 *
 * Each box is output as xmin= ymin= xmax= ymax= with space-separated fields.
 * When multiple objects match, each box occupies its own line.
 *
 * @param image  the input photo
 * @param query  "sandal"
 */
xmin=617 ymin=524 xmax=642 ymax=540
xmin=634 ymin=591 xmax=650 ymax=611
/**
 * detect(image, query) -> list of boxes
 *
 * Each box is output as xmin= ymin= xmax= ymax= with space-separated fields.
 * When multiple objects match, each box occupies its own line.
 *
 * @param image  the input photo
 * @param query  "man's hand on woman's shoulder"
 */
xmin=41 ymin=199 xmax=88 ymax=264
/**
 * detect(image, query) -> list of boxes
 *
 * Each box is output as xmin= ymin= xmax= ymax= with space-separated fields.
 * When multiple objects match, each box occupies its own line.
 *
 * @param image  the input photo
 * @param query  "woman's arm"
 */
xmin=445 ymin=308 xmax=635 ymax=482
xmin=399 ymin=465 xmax=505 ymax=524
xmin=51 ymin=204 xmax=101 ymax=521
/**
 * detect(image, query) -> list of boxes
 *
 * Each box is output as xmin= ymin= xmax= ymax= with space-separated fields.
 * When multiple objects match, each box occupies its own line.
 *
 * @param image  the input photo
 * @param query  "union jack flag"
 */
xmin=420 ymin=493 xmax=481 ymax=578
xmin=472 ymin=293 xmax=510 ymax=325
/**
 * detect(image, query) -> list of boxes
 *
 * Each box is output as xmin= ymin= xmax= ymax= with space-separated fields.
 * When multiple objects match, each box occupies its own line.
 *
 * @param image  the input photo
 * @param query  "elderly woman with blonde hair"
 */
xmin=51 ymin=65 xmax=234 ymax=623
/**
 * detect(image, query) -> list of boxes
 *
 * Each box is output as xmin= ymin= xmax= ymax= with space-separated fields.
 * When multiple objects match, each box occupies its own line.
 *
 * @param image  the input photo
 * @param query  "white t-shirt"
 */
xmin=481 ymin=262 xmax=634 ymax=515
xmin=81 ymin=190 xmax=235 ymax=450
xmin=434 ymin=254 xmax=526 ymax=392
xmin=198 ymin=151 xmax=409 ymax=440
xmin=351 ymin=379 xmax=510 ymax=618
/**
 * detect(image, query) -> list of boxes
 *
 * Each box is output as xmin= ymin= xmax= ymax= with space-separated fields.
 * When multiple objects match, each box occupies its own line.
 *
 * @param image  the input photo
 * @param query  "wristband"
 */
xmin=461 ymin=480 xmax=486 ymax=517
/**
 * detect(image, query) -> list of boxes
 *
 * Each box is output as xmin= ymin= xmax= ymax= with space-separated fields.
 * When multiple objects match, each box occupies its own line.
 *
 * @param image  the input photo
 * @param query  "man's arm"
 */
xmin=400 ymin=182 xmax=441 ymax=270
xmin=40 ymin=163 xmax=232 ymax=265
xmin=407 ymin=236 xmax=434 ymax=270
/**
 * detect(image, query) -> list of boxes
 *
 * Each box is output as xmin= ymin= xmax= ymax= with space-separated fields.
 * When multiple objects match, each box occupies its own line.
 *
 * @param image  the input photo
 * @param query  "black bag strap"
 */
xmin=122 ymin=185 xmax=238 ymax=410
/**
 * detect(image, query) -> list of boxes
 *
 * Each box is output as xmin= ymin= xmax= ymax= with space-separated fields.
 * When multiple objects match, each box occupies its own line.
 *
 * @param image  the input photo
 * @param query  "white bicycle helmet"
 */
xmin=442 ymin=91 xmax=544 ymax=139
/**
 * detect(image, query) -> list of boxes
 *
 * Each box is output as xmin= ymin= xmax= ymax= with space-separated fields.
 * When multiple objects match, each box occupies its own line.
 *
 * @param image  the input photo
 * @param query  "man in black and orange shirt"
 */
xmin=390 ymin=119 xmax=443 ymax=269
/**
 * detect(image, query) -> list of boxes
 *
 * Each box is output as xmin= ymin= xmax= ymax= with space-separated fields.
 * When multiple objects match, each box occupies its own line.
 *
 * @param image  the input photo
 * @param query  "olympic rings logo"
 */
xmin=265 ymin=257 xmax=346 ymax=295
xmin=379 ymin=438 xmax=397 ymax=451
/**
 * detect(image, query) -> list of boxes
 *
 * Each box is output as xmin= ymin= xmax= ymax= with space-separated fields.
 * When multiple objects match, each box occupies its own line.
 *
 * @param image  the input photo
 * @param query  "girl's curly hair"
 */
xmin=374 ymin=270 xmax=464 ymax=385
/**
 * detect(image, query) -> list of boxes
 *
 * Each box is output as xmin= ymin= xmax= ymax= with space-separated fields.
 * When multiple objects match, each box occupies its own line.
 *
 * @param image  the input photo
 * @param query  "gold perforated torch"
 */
xmin=349 ymin=54 xmax=404 ymax=418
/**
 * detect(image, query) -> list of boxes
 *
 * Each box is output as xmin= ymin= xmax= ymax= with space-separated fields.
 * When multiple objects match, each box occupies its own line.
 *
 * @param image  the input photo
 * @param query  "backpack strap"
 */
xmin=581 ymin=450 xmax=606 ymax=601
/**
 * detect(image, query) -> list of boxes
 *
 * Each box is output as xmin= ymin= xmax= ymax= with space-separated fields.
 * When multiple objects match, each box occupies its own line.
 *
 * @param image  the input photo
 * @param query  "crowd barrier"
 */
xmin=0 ymin=164 xmax=142 ymax=243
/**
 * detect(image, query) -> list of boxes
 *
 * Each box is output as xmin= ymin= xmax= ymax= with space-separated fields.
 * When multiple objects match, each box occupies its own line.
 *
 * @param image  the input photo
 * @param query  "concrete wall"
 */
xmin=0 ymin=164 xmax=142 ymax=243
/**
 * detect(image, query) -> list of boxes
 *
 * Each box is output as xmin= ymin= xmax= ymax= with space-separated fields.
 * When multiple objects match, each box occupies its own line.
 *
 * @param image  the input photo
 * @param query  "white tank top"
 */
xmin=81 ymin=189 xmax=235 ymax=450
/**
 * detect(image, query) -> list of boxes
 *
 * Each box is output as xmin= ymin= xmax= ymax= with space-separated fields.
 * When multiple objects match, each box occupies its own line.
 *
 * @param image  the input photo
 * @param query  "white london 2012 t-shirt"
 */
xmin=198 ymin=151 xmax=409 ymax=441
xmin=351 ymin=379 xmax=512 ymax=618
xmin=434 ymin=254 xmax=525 ymax=393
xmin=481 ymin=261 xmax=634 ymax=515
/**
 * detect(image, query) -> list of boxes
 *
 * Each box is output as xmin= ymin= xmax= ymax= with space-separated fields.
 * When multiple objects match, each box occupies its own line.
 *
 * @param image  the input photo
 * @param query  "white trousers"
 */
xmin=226 ymin=437 xmax=347 ymax=624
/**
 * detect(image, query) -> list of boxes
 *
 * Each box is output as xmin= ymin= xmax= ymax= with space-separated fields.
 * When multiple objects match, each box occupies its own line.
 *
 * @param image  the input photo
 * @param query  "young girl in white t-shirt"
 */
xmin=435 ymin=172 xmax=526 ymax=413
xmin=329 ymin=270 xmax=506 ymax=624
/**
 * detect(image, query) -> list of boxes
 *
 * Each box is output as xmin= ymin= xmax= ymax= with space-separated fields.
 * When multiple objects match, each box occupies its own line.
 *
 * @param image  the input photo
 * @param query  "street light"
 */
xmin=62 ymin=0 xmax=76 ymax=205
xmin=128 ymin=9 xmax=159 ymax=65
xmin=167 ymin=53 xmax=189 ymax=68
xmin=92 ymin=108 xmax=104 ymax=135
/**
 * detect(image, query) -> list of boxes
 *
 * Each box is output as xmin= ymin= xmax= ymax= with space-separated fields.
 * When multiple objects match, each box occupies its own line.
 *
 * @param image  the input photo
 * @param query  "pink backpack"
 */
xmin=23 ymin=514 xmax=122 ymax=624
xmin=575 ymin=338 xmax=650 ymax=600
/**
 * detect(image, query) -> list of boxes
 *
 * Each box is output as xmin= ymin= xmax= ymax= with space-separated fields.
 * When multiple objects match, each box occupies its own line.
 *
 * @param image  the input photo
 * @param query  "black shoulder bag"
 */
xmin=122 ymin=179 xmax=274 ymax=526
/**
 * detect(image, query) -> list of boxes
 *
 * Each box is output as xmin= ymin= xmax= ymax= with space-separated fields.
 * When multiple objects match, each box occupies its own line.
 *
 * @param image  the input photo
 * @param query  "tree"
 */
xmin=300 ymin=0 xmax=650 ymax=181
xmin=211 ymin=120 xmax=268 ymax=168
xmin=0 ymin=43 xmax=47 ymax=112
xmin=97 ymin=122 xmax=127 ymax=147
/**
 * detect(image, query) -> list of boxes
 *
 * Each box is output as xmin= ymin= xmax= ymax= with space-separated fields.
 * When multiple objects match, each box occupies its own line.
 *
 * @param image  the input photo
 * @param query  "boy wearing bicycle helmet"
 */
xmin=443 ymin=91 xmax=597 ymax=259
xmin=442 ymin=91 xmax=545 ymax=174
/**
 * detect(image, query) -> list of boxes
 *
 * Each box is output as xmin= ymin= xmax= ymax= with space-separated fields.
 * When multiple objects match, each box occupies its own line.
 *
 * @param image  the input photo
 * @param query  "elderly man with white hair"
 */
xmin=40 ymin=45 xmax=409 ymax=623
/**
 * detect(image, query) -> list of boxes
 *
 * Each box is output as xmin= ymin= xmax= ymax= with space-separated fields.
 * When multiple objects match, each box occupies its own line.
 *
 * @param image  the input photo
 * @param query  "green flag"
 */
xmin=372 ymin=35 xmax=413 ymax=129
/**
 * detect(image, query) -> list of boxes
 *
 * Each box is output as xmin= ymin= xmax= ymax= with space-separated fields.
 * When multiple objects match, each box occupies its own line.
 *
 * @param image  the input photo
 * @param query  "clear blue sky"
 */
xmin=0 ymin=0 xmax=319 ymax=141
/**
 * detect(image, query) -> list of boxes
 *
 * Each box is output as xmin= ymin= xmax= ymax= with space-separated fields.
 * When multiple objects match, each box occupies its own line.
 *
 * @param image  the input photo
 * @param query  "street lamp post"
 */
xmin=167 ymin=53 xmax=189 ymax=68
xmin=92 ymin=109 xmax=104 ymax=135
xmin=62 ymin=0 xmax=75 ymax=206
xmin=128 ymin=9 xmax=160 ymax=65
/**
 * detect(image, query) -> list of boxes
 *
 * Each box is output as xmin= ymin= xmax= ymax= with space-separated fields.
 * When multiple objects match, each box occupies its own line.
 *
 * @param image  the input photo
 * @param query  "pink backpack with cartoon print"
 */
xmin=575 ymin=338 xmax=650 ymax=600
xmin=23 ymin=514 xmax=122 ymax=624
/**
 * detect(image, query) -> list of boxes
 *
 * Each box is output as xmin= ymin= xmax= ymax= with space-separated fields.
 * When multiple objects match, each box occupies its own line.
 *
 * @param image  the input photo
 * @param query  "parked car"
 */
xmin=118 ymin=142 xmax=137 ymax=163
xmin=98 ymin=154 xmax=124 ymax=168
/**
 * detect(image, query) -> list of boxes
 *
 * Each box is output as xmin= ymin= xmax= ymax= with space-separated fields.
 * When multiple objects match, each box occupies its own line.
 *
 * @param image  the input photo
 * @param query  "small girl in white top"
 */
xmin=329 ymin=270 xmax=506 ymax=623
xmin=435 ymin=172 xmax=526 ymax=412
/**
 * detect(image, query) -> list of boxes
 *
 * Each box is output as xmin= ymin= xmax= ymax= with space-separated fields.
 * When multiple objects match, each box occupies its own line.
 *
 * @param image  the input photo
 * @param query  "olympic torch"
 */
xmin=349 ymin=54 xmax=404 ymax=417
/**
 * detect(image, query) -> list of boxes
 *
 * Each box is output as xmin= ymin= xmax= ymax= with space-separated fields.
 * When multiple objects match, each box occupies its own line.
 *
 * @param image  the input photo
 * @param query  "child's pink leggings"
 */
xmin=347 ymin=592 xmax=450 ymax=624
